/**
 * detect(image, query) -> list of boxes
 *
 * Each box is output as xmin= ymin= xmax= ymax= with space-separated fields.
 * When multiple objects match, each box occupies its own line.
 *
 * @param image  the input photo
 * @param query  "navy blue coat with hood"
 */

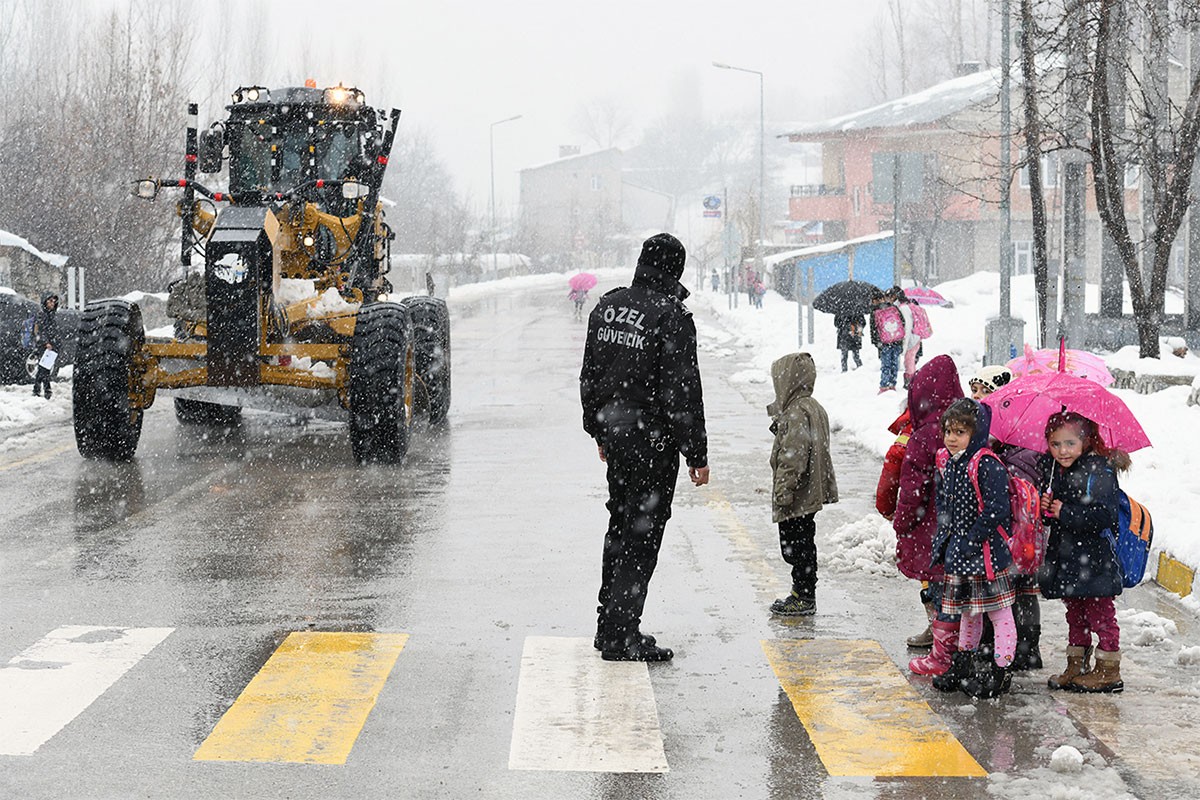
xmin=932 ymin=401 xmax=1013 ymax=579
xmin=1037 ymin=452 xmax=1122 ymax=599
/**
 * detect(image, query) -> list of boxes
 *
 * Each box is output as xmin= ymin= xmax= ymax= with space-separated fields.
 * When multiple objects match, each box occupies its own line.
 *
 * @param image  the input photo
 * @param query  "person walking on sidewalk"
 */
xmin=766 ymin=352 xmax=838 ymax=616
xmin=32 ymin=292 xmax=61 ymax=400
xmin=580 ymin=232 xmax=710 ymax=663
xmin=834 ymin=312 xmax=865 ymax=372
xmin=870 ymin=290 xmax=904 ymax=392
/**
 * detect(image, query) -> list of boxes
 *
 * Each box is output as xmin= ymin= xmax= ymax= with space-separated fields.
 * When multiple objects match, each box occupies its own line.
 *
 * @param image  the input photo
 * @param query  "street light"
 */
xmin=712 ymin=61 xmax=765 ymax=293
xmin=490 ymin=114 xmax=523 ymax=281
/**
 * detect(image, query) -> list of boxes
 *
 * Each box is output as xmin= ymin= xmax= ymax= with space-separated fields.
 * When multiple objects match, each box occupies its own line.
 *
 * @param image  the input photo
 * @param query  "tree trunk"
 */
xmin=1021 ymin=0 xmax=1051 ymax=347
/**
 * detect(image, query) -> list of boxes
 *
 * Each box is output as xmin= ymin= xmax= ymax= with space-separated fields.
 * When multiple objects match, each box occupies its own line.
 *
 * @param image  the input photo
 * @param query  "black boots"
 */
xmin=932 ymin=650 xmax=975 ymax=693
xmin=601 ymin=634 xmax=673 ymax=662
xmin=961 ymin=652 xmax=1012 ymax=699
xmin=1012 ymin=624 xmax=1043 ymax=671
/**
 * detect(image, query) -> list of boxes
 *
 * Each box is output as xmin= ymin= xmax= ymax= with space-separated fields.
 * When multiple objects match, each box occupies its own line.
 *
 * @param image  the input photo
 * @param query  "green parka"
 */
xmin=768 ymin=353 xmax=838 ymax=522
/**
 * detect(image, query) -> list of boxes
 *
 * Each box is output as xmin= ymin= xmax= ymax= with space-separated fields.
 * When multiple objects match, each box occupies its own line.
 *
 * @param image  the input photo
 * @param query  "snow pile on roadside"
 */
xmin=1118 ymin=608 xmax=1179 ymax=648
xmin=822 ymin=515 xmax=899 ymax=577
xmin=696 ymin=271 xmax=1200 ymax=576
xmin=0 ymin=383 xmax=72 ymax=440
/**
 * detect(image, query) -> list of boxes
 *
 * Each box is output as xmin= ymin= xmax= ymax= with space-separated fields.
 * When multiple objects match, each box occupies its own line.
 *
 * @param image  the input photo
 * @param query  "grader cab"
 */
xmin=72 ymin=83 xmax=450 ymax=463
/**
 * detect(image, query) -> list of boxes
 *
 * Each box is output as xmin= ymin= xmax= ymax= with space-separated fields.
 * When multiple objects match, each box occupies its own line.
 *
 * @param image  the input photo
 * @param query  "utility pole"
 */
xmin=1060 ymin=10 xmax=1089 ymax=348
xmin=1188 ymin=24 xmax=1200 ymax=331
xmin=985 ymin=0 xmax=1026 ymax=365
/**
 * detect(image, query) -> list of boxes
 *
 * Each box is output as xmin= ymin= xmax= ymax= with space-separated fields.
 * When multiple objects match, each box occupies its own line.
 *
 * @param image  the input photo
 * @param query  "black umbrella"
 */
xmin=812 ymin=280 xmax=885 ymax=316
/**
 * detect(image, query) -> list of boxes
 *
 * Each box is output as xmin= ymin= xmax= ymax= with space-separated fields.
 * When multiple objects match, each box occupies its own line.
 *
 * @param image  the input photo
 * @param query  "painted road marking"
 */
xmin=0 ymin=625 xmax=174 ymax=756
xmin=763 ymin=638 xmax=986 ymax=778
xmin=194 ymin=631 xmax=408 ymax=765
xmin=0 ymin=442 xmax=75 ymax=473
xmin=508 ymin=636 xmax=668 ymax=773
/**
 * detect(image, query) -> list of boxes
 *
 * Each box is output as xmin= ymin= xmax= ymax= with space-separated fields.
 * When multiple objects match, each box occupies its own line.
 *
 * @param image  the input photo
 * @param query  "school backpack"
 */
xmin=937 ymin=447 xmax=1046 ymax=575
xmin=20 ymin=313 xmax=35 ymax=350
xmin=909 ymin=304 xmax=933 ymax=339
xmin=1105 ymin=491 xmax=1154 ymax=588
xmin=873 ymin=305 xmax=904 ymax=344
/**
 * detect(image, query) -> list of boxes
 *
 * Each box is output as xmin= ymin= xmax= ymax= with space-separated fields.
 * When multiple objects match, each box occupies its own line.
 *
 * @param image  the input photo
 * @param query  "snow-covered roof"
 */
xmin=781 ymin=67 xmax=1003 ymax=139
xmin=763 ymin=231 xmax=894 ymax=268
xmin=520 ymin=147 xmax=620 ymax=174
xmin=0 ymin=230 xmax=68 ymax=268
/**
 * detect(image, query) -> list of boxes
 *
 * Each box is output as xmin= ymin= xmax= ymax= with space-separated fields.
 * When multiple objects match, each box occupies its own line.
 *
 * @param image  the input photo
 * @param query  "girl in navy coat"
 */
xmin=930 ymin=398 xmax=1016 ymax=698
xmin=1039 ymin=411 xmax=1127 ymax=693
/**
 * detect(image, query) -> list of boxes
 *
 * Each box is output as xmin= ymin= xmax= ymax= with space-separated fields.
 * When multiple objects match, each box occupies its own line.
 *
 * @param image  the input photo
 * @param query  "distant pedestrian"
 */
xmin=894 ymin=287 xmax=923 ymax=389
xmin=568 ymin=287 xmax=589 ymax=321
xmin=32 ymin=292 xmax=60 ymax=400
xmin=834 ymin=312 xmax=865 ymax=372
xmin=870 ymin=289 xmax=904 ymax=392
xmin=753 ymin=279 xmax=766 ymax=309
xmin=580 ymin=232 xmax=710 ymax=662
xmin=766 ymin=353 xmax=838 ymax=616
xmin=929 ymin=398 xmax=1016 ymax=699
xmin=711 ymin=269 xmax=719 ymax=292
xmin=1039 ymin=411 xmax=1130 ymax=693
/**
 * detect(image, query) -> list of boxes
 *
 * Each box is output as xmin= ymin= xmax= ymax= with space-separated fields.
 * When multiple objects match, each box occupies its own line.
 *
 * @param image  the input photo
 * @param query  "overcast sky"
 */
xmin=259 ymin=0 xmax=886 ymax=213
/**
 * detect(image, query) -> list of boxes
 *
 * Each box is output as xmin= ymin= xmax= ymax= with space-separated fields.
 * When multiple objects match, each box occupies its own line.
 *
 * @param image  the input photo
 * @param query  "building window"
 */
xmin=852 ymin=186 xmax=861 ymax=216
xmin=1124 ymin=164 xmax=1141 ymax=189
xmin=1018 ymin=152 xmax=1059 ymax=188
xmin=590 ymin=175 xmax=602 ymax=191
xmin=1013 ymin=240 xmax=1033 ymax=275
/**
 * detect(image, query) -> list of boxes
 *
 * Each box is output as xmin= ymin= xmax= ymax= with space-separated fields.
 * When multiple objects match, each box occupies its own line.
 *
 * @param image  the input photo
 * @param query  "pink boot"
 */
xmin=909 ymin=620 xmax=959 ymax=675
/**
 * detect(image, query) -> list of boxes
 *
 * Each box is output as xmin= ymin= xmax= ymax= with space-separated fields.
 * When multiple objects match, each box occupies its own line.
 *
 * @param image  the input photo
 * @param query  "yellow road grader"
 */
xmin=72 ymin=83 xmax=450 ymax=463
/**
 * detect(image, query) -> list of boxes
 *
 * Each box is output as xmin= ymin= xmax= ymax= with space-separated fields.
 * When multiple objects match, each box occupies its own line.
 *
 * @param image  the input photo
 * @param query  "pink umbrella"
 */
xmin=569 ymin=272 xmax=598 ymax=291
xmin=904 ymin=286 xmax=949 ymax=306
xmin=1007 ymin=342 xmax=1114 ymax=386
xmin=981 ymin=371 xmax=1151 ymax=454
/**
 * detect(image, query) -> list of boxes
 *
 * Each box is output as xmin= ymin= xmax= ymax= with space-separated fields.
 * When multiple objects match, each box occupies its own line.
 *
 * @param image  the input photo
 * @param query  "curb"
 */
xmin=1155 ymin=552 xmax=1196 ymax=599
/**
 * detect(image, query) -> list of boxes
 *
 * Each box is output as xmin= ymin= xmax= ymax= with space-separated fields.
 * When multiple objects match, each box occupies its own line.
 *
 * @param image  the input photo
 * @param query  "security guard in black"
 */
xmin=580 ymin=232 xmax=709 ymax=662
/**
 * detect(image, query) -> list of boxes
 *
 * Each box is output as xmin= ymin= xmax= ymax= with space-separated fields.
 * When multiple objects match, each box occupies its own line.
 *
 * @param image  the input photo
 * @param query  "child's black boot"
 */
xmin=931 ymin=650 xmax=974 ymax=693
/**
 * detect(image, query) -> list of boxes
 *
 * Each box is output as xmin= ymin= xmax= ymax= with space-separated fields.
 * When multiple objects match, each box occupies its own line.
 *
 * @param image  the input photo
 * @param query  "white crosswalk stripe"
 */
xmin=0 ymin=625 xmax=174 ymax=756
xmin=508 ymin=636 xmax=669 ymax=773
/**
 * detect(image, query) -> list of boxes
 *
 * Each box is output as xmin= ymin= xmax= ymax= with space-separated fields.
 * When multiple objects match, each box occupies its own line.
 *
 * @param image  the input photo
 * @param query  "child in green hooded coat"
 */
xmin=768 ymin=352 xmax=839 ymax=616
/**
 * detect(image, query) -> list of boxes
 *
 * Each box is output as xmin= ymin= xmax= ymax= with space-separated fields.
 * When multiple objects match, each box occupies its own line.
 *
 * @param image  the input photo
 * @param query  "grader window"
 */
xmin=319 ymin=124 xmax=360 ymax=181
xmin=231 ymin=121 xmax=273 ymax=193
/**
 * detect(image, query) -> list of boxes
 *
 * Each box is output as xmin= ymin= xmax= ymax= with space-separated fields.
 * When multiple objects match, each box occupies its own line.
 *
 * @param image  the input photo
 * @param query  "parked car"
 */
xmin=0 ymin=291 xmax=79 ymax=384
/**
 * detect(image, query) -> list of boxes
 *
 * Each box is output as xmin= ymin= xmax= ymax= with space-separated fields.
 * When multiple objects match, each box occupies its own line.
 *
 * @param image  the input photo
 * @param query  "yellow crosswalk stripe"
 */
xmin=763 ymin=638 xmax=987 ymax=778
xmin=194 ymin=631 xmax=408 ymax=765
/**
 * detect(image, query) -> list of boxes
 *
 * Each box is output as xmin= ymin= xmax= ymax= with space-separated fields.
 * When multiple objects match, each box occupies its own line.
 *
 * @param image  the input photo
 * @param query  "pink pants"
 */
xmin=902 ymin=344 xmax=921 ymax=382
xmin=1064 ymin=597 xmax=1120 ymax=651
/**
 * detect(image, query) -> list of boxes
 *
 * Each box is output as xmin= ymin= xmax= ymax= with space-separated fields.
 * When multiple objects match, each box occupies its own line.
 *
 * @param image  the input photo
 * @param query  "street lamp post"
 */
xmin=713 ymin=62 xmax=766 ymax=300
xmin=490 ymin=114 xmax=522 ymax=281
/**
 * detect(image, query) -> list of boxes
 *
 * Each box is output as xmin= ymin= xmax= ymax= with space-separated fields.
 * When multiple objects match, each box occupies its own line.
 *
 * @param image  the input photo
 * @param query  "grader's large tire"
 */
xmin=400 ymin=296 xmax=451 ymax=427
xmin=174 ymin=398 xmax=242 ymax=426
xmin=349 ymin=302 xmax=414 ymax=464
xmin=73 ymin=300 xmax=145 ymax=461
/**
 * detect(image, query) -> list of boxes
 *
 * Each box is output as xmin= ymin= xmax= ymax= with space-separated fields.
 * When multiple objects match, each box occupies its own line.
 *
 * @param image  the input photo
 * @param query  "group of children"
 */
xmin=766 ymin=350 xmax=1128 ymax=699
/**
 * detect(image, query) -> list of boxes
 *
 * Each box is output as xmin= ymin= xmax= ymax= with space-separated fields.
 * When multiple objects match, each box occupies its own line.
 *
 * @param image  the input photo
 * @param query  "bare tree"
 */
xmin=572 ymin=96 xmax=634 ymax=151
xmin=1091 ymin=0 xmax=1200 ymax=357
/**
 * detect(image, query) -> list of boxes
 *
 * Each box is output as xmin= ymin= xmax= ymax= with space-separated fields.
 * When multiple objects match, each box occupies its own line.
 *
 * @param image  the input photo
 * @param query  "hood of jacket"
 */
xmin=632 ymin=264 xmax=690 ymax=302
xmin=962 ymin=399 xmax=992 ymax=460
xmin=767 ymin=352 xmax=815 ymax=417
xmin=908 ymin=354 xmax=963 ymax=428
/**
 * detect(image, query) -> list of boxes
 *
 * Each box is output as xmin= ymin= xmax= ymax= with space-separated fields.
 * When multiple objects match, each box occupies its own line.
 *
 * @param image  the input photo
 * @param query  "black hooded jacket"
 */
xmin=580 ymin=264 xmax=708 ymax=468
xmin=34 ymin=293 xmax=60 ymax=350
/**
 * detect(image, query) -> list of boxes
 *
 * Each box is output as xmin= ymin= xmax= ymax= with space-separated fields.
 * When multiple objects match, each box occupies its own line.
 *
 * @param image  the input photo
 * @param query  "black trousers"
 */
xmin=779 ymin=513 xmax=818 ymax=598
xmin=33 ymin=364 xmax=52 ymax=396
xmin=596 ymin=425 xmax=679 ymax=649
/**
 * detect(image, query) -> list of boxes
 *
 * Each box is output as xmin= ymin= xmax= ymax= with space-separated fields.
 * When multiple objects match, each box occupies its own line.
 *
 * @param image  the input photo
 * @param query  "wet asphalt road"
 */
xmin=0 ymin=280 xmax=1198 ymax=798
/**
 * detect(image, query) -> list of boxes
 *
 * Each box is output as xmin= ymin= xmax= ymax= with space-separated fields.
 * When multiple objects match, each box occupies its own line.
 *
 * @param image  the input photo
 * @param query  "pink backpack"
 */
xmin=909 ymin=305 xmax=933 ymax=339
xmin=936 ymin=447 xmax=1046 ymax=576
xmin=873 ymin=305 xmax=904 ymax=344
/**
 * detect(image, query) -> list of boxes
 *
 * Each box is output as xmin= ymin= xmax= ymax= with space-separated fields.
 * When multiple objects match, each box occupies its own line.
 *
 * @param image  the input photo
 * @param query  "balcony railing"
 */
xmin=790 ymin=184 xmax=845 ymax=197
